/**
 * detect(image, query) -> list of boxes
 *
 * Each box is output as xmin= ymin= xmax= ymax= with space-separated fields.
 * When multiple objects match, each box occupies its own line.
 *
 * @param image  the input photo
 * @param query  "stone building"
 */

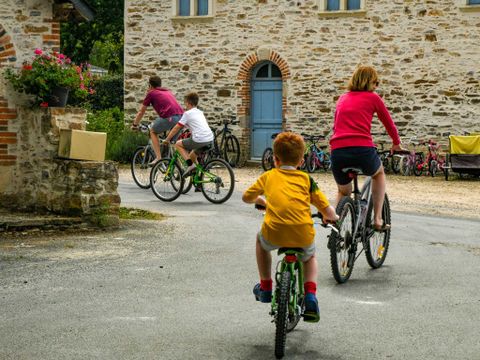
xmin=125 ymin=0 xmax=480 ymax=161
xmin=0 ymin=1 xmax=119 ymax=225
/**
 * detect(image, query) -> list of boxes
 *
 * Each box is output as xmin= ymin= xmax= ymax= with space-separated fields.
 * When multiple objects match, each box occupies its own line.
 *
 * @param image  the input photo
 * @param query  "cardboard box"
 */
xmin=58 ymin=129 xmax=107 ymax=161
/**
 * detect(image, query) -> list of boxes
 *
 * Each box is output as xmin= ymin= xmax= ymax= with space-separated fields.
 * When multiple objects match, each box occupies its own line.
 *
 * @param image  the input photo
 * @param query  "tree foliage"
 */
xmin=60 ymin=0 xmax=124 ymax=71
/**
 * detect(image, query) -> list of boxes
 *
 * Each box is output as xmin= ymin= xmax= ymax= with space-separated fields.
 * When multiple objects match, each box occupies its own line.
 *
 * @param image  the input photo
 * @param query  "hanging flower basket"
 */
xmin=5 ymin=49 xmax=94 ymax=108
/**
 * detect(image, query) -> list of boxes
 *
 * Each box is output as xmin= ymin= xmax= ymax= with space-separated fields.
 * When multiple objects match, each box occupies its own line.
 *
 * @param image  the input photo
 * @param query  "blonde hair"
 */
xmin=273 ymin=132 xmax=305 ymax=166
xmin=347 ymin=66 xmax=379 ymax=92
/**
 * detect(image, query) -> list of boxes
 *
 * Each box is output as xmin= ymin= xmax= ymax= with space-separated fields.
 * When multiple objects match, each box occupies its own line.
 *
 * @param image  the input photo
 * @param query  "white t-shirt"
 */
xmin=179 ymin=107 xmax=214 ymax=143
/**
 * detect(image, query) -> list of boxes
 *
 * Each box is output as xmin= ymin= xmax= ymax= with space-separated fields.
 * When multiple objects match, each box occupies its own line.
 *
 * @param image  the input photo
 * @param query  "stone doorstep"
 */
xmin=0 ymin=212 xmax=85 ymax=232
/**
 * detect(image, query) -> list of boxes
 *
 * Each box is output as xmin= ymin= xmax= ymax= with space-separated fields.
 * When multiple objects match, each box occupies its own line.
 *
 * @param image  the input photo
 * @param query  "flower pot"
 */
xmin=48 ymin=86 xmax=70 ymax=107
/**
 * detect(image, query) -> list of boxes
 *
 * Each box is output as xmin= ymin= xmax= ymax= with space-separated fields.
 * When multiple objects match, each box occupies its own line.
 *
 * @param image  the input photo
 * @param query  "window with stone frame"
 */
xmin=460 ymin=0 xmax=480 ymax=12
xmin=175 ymin=0 xmax=214 ymax=17
xmin=319 ymin=0 xmax=365 ymax=12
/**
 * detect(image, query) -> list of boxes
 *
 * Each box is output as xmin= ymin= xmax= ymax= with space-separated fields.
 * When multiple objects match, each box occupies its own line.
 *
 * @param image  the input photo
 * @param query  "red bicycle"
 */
xmin=414 ymin=139 xmax=446 ymax=177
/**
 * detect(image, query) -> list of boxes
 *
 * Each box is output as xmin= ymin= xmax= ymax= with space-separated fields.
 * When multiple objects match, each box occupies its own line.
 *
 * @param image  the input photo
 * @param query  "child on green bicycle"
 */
xmin=242 ymin=132 xmax=338 ymax=322
xmin=163 ymin=92 xmax=214 ymax=176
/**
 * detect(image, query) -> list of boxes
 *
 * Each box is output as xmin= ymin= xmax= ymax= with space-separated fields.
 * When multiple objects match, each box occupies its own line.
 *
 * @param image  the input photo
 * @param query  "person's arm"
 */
xmin=164 ymin=123 xmax=183 ymax=143
xmin=131 ymin=105 xmax=147 ymax=129
xmin=374 ymin=94 xmax=401 ymax=146
xmin=242 ymin=174 xmax=267 ymax=204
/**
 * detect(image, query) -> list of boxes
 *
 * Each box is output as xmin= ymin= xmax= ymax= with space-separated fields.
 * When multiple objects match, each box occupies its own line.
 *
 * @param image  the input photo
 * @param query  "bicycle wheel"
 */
xmin=306 ymin=152 xmax=317 ymax=173
xmin=429 ymin=159 xmax=438 ymax=177
xmin=364 ymin=193 xmax=391 ymax=269
xmin=286 ymin=264 xmax=303 ymax=333
xmin=392 ymin=155 xmax=402 ymax=174
xmin=200 ymin=158 xmax=235 ymax=204
xmin=329 ymin=196 xmax=356 ymax=284
xmin=150 ymin=159 xmax=184 ymax=202
xmin=175 ymin=159 xmax=193 ymax=194
xmin=131 ymin=146 xmax=153 ymax=189
xmin=299 ymin=154 xmax=308 ymax=171
xmin=413 ymin=158 xmax=423 ymax=176
xmin=223 ymin=135 xmax=240 ymax=168
xmin=400 ymin=156 xmax=410 ymax=176
xmin=275 ymin=271 xmax=291 ymax=359
xmin=322 ymin=152 xmax=331 ymax=172
xmin=261 ymin=147 xmax=274 ymax=171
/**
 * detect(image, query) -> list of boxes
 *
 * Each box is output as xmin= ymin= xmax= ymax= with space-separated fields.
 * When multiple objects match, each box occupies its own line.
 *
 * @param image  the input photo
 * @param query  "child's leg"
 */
xmin=256 ymin=234 xmax=272 ymax=290
xmin=303 ymin=254 xmax=318 ymax=295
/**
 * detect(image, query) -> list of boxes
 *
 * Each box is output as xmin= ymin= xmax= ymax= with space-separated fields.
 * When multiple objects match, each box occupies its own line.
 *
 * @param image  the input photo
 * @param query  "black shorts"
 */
xmin=330 ymin=147 xmax=382 ymax=185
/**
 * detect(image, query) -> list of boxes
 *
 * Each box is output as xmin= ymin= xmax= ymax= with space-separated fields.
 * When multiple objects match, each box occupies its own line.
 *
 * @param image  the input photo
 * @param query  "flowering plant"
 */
xmin=5 ymin=49 xmax=94 ymax=107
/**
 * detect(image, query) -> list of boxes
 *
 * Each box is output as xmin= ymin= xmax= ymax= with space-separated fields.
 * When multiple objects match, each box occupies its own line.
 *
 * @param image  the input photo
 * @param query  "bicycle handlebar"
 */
xmin=254 ymin=204 xmax=339 ymax=233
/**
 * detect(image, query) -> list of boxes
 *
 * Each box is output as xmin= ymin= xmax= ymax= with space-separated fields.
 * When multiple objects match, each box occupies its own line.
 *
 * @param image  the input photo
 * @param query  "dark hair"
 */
xmin=185 ymin=92 xmax=199 ymax=107
xmin=273 ymin=132 xmax=305 ymax=166
xmin=149 ymin=76 xmax=162 ymax=88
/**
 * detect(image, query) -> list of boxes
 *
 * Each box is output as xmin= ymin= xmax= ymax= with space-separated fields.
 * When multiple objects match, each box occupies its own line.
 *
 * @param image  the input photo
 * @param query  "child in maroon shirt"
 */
xmin=329 ymin=66 xmax=405 ymax=231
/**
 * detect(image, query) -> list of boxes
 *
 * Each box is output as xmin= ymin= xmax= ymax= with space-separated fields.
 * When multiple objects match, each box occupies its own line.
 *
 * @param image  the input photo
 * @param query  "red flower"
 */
xmin=34 ymin=48 xmax=42 ymax=55
xmin=22 ymin=64 xmax=33 ymax=71
xmin=40 ymin=102 xmax=49 ymax=108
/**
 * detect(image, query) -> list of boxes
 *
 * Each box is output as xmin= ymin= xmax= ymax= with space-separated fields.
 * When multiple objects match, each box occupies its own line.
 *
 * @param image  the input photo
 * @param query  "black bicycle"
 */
xmin=261 ymin=133 xmax=280 ymax=171
xmin=201 ymin=119 xmax=240 ymax=167
xmin=328 ymin=167 xmax=391 ymax=283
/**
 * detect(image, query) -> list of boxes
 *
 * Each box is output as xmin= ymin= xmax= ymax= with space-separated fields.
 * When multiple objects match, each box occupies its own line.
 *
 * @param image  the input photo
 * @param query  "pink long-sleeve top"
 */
xmin=329 ymin=91 xmax=401 ymax=151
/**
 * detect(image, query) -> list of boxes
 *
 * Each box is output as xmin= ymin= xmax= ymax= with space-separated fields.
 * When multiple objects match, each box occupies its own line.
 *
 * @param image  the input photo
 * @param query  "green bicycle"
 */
xmin=255 ymin=205 xmax=337 ymax=359
xmin=149 ymin=147 xmax=235 ymax=204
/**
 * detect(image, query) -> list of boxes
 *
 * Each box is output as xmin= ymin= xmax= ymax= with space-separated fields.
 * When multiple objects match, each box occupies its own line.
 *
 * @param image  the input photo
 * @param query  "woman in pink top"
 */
xmin=329 ymin=66 xmax=404 ymax=231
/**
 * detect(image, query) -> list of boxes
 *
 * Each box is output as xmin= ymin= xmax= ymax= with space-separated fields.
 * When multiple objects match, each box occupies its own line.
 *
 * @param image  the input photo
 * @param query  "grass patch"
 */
xmin=119 ymin=207 xmax=166 ymax=221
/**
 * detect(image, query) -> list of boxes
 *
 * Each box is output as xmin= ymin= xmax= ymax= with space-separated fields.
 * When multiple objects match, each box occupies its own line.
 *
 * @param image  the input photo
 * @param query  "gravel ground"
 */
xmin=120 ymin=164 xmax=480 ymax=220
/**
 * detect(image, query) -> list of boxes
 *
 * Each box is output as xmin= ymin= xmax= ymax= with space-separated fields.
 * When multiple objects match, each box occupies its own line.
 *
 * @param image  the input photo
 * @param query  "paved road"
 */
xmin=1 ymin=175 xmax=479 ymax=359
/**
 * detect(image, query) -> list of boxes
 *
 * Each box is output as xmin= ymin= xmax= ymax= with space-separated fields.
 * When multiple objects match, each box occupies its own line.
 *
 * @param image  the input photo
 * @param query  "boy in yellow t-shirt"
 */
xmin=242 ymin=132 xmax=338 ymax=322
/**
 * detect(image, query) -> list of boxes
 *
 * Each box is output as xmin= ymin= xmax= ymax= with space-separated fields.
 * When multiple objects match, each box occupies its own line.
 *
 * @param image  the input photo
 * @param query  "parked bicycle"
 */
xmin=261 ymin=133 xmax=279 ymax=171
xmin=328 ymin=167 xmax=391 ymax=283
xmin=398 ymin=137 xmax=424 ymax=176
xmin=254 ymin=204 xmax=337 ymax=359
xmin=149 ymin=145 xmax=235 ymax=204
xmin=376 ymin=143 xmax=403 ymax=174
xmin=303 ymin=134 xmax=331 ymax=173
xmin=202 ymin=119 xmax=240 ymax=167
xmin=414 ymin=139 xmax=446 ymax=177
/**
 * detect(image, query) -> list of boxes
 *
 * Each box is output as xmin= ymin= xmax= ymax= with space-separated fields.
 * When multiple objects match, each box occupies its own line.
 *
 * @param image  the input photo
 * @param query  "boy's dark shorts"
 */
xmin=330 ymin=146 xmax=382 ymax=185
xmin=182 ymin=138 xmax=213 ymax=154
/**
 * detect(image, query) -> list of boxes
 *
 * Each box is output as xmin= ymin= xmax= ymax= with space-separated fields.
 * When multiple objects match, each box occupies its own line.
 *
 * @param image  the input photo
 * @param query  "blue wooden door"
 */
xmin=251 ymin=62 xmax=283 ymax=159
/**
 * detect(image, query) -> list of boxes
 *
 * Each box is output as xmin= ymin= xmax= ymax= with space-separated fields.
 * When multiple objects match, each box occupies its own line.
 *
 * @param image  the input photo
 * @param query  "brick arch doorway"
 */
xmin=250 ymin=61 xmax=283 ymax=159
xmin=236 ymin=50 xmax=291 ymax=161
xmin=0 ymin=24 xmax=17 ymax=67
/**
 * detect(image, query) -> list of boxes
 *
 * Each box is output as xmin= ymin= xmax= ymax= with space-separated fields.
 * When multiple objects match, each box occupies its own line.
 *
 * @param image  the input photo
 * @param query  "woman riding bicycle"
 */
xmin=330 ymin=66 xmax=405 ymax=232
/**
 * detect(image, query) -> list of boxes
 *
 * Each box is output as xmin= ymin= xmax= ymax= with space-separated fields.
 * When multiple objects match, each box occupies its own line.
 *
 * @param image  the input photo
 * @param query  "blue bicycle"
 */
xmin=303 ymin=135 xmax=331 ymax=173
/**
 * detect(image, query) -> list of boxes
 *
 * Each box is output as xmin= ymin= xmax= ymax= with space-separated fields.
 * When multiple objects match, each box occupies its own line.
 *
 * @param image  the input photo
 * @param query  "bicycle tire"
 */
xmin=364 ymin=193 xmax=391 ymax=269
xmin=286 ymin=265 xmax=303 ymax=333
xmin=175 ymin=159 xmax=193 ymax=194
xmin=392 ymin=155 xmax=402 ymax=174
xmin=306 ymin=152 xmax=317 ymax=173
xmin=150 ymin=159 xmax=184 ymax=202
xmin=322 ymin=152 xmax=331 ymax=172
xmin=413 ymin=158 xmax=423 ymax=176
xmin=429 ymin=159 xmax=438 ymax=177
xmin=275 ymin=271 xmax=290 ymax=359
xmin=261 ymin=147 xmax=274 ymax=171
xmin=200 ymin=158 xmax=235 ymax=204
xmin=224 ymin=135 xmax=240 ymax=168
xmin=131 ymin=146 xmax=154 ymax=189
xmin=329 ymin=196 xmax=356 ymax=284
xmin=299 ymin=154 xmax=308 ymax=171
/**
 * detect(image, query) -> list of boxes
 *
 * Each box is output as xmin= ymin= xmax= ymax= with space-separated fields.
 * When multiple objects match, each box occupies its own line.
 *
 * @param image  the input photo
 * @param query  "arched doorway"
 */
xmin=250 ymin=61 xmax=283 ymax=159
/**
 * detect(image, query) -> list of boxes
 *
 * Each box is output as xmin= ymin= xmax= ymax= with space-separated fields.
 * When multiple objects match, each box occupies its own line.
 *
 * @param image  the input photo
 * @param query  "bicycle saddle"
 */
xmin=342 ymin=167 xmax=363 ymax=174
xmin=197 ymin=143 xmax=213 ymax=152
xmin=278 ymin=248 xmax=305 ymax=255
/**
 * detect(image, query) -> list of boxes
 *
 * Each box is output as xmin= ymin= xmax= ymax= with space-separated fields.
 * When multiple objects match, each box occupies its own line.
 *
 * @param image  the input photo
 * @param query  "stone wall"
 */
xmin=0 ymin=0 xmax=60 ymax=169
xmin=125 ymin=0 xmax=480 ymax=159
xmin=0 ymin=108 xmax=120 ymax=226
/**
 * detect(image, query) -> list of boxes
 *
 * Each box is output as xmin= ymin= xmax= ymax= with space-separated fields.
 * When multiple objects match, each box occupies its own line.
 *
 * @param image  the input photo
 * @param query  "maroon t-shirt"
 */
xmin=143 ymin=88 xmax=184 ymax=118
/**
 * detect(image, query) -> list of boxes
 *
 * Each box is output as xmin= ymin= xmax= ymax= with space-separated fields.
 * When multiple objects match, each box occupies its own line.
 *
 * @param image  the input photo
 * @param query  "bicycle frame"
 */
xmin=350 ymin=174 xmax=373 ymax=244
xmin=167 ymin=149 xmax=221 ymax=187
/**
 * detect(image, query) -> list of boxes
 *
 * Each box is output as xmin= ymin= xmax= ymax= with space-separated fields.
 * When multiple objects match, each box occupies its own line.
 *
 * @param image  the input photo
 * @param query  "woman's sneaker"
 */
xmin=253 ymin=283 xmax=272 ymax=303
xmin=303 ymin=293 xmax=320 ymax=322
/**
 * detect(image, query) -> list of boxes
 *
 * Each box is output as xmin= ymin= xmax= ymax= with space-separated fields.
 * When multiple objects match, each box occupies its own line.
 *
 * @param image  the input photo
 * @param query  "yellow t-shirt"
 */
xmin=243 ymin=168 xmax=330 ymax=248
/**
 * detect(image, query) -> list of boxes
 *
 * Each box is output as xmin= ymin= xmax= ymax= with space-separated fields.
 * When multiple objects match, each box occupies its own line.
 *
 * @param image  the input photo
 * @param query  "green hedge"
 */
xmin=90 ymin=74 xmax=124 ymax=110
xmin=86 ymin=107 xmax=147 ymax=163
